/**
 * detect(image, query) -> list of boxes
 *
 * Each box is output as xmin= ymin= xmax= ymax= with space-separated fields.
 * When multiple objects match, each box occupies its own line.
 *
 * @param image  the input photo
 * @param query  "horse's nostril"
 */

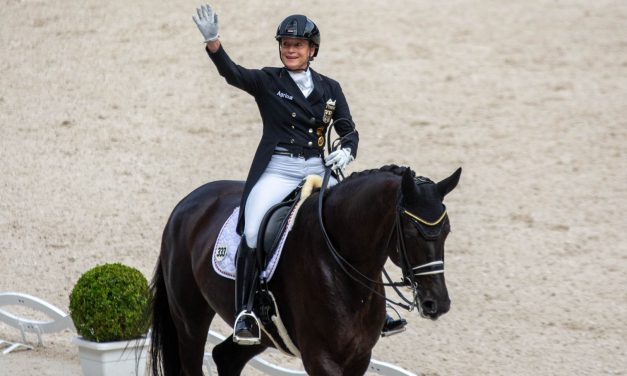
xmin=422 ymin=299 xmax=437 ymax=314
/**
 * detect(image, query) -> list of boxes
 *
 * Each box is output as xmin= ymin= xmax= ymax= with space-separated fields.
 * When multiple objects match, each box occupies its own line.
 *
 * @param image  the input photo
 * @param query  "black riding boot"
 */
xmin=381 ymin=314 xmax=407 ymax=337
xmin=233 ymin=237 xmax=261 ymax=345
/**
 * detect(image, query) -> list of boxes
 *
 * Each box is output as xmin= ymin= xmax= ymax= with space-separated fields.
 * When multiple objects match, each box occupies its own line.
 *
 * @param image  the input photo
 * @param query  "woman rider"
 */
xmin=193 ymin=4 xmax=405 ymax=344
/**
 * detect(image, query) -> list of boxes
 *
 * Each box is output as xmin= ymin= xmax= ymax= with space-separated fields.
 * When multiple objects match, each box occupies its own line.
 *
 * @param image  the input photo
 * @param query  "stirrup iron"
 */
xmin=233 ymin=310 xmax=262 ymax=345
xmin=381 ymin=325 xmax=406 ymax=337
xmin=381 ymin=310 xmax=407 ymax=337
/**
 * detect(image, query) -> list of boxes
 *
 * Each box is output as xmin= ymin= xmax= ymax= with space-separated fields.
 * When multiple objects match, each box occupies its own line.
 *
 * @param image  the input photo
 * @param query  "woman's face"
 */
xmin=279 ymin=37 xmax=314 ymax=71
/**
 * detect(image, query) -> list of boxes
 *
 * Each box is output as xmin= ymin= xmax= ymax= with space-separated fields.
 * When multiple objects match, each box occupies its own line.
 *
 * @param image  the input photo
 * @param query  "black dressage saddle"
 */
xmin=255 ymin=179 xmax=308 ymax=271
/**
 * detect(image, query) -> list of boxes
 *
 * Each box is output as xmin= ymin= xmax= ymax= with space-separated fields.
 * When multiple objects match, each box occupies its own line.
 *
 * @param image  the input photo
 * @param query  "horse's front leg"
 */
xmin=301 ymin=352 xmax=342 ymax=376
xmin=301 ymin=349 xmax=371 ymax=376
xmin=342 ymin=352 xmax=372 ymax=376
xmin=212 ymin=335 xmax=267 ymax=376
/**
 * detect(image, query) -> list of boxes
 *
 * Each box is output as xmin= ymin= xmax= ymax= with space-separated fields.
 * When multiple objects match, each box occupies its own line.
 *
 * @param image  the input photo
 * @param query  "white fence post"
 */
xmin=0 ymin=292 xmax=75 ymax=354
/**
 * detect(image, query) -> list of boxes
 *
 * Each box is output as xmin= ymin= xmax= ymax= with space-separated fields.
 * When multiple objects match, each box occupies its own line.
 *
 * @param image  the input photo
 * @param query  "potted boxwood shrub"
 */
xmin=69 ymin=263 xmax=151 ymax=376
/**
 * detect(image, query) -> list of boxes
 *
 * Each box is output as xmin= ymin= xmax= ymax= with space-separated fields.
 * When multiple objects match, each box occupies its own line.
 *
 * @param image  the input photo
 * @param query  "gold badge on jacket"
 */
xmin=319 ymin=99 xmax=336 ymax=147
xmin=322 ymin=99 xmax=336 ymax=124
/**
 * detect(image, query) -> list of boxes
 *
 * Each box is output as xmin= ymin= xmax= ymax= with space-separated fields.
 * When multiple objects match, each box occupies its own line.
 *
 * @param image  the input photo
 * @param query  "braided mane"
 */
xmin=342 ymin=164 xmax=415 ymax=184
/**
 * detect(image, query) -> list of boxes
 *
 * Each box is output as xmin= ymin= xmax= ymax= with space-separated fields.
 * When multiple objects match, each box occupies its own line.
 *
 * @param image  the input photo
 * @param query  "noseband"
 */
xmin=317 ymin=169 xmax=447 ymax=312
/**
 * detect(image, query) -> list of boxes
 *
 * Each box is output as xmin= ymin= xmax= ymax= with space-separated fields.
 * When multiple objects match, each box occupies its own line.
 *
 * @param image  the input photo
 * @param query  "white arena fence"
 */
xmin=0 ymin=292 xmax=416 ymax=376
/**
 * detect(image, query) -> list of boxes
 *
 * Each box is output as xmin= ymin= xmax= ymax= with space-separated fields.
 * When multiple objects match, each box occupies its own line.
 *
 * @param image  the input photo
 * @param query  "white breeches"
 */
xmin=244 ymin=154 xmax=337 ymax=248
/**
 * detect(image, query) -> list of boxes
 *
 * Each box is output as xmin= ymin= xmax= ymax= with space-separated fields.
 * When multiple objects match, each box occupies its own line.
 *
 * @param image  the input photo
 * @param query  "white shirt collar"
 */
xmin=288 ymin=69 xmax=313 ymax=98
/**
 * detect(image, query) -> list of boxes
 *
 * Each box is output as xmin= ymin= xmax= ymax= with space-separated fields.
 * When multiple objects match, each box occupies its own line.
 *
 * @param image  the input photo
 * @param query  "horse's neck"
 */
xmin=325 ymin=175 xmax=400 ymax=270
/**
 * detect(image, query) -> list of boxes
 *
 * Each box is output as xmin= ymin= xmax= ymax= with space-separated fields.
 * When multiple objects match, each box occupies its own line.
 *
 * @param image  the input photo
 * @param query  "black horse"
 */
xmin=150 ymin=165 xmax=461 ymax=375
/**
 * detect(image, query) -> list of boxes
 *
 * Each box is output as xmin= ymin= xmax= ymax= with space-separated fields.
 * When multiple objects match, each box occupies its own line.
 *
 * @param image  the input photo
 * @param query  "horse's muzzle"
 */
xmin=420 ymin=296 xmax=450 ymax=320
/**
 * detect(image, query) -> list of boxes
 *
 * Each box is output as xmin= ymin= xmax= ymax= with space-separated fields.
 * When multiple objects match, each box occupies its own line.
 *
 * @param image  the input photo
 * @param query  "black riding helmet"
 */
xmin=275 ymin=15 xmax=320 ymax=59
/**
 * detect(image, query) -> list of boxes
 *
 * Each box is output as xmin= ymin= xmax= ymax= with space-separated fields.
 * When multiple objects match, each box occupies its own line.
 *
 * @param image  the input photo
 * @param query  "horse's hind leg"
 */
xmin=172 ymin=310 xmax=214 ymax=376
xmin=212 ymin=335 xmax=267 ymax=376
xmin=169 ymin=278 xmax=216 ymax=375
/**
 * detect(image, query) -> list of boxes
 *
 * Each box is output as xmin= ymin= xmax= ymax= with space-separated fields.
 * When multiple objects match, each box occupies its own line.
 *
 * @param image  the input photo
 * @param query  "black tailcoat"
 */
xmin=207 ymin=45 xmax=359 ymax=234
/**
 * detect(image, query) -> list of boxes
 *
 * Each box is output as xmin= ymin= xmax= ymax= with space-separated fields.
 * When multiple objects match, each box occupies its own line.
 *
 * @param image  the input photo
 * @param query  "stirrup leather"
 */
xmin=233 ymin=310 xmax=261 ymax=345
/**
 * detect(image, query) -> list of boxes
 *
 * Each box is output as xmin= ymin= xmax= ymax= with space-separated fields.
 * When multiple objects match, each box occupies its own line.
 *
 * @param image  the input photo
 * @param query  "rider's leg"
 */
xmin=234 ymin=158 xmax=303 ymax=344
xmin=233 ymin=236 xmax=261 ymax=344
xmin=243 ymin=154 xmax=320 ymax=240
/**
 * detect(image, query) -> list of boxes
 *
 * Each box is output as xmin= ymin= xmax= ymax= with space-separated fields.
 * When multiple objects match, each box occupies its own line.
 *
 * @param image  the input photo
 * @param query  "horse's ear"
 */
xmin=436 ymin=167 xmax=462 ymax=198
xmin=401 ymin=168 xmax=417 ymax=198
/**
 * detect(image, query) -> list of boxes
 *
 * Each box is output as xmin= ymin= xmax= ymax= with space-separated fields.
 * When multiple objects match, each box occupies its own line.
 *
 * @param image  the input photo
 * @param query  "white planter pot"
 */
xmin=72 ymin=336 xmax=150 ymax=376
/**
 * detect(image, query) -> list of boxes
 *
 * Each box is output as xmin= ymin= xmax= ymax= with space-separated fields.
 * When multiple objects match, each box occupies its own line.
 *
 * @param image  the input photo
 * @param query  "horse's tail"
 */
xmin=150 ymin=258 xmax=180 ymax=376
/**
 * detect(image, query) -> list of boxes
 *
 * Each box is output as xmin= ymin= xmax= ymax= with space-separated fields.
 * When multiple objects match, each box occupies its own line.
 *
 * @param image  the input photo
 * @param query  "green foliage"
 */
xmin=69 ymin=263 xmax=151 ymax=342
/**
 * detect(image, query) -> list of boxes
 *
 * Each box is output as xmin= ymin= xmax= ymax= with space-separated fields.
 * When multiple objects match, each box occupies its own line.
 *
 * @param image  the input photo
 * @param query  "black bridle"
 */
xmin=317 ymin=168 xmax=446 ymax=312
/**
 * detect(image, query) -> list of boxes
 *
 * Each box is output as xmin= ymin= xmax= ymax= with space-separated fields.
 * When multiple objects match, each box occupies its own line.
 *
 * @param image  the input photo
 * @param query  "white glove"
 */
xmin=325 ymin=148 xmax=354 ymax=171
xmin=193 ymin=4 xmax=219 ymax=42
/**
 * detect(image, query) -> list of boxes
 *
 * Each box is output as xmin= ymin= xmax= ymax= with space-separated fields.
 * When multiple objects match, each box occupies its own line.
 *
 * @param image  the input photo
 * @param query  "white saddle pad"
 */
xmin=212 ymin=175 xmax=323 ymax=282
xmin=212 ymin=206 xmax=298 ymax=281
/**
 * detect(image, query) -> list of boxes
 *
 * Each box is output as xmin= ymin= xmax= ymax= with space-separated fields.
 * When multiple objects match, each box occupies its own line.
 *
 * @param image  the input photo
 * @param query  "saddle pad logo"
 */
xmin=215 ymin=244 xmax=227 ymax=262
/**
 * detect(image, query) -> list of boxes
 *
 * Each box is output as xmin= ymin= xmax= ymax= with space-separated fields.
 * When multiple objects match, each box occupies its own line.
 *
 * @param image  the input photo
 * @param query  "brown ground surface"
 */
xmin=1 ymin=0 xmax=626 ymax=375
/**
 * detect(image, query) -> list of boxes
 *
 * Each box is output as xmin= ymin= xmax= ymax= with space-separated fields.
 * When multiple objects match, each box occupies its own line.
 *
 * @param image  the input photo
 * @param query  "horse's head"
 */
xmin=388 ymin=167 xmax=461 ymax=320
